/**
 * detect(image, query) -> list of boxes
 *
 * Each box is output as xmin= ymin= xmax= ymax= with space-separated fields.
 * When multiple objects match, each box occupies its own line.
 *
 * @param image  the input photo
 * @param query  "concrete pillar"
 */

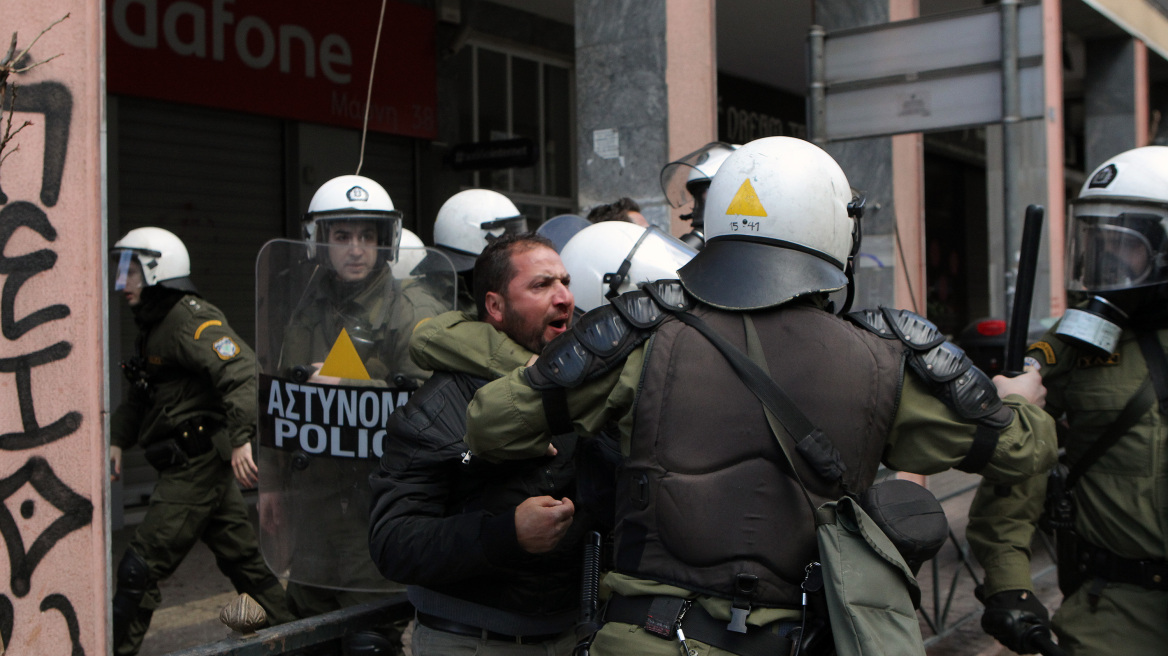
xmin=574 ymin=0 xmax=717 ymax=232
xmin=1 ymin=2 xmax=108 ymax=654
xmin=1084 ymin=36 xmax=1145 ymax=170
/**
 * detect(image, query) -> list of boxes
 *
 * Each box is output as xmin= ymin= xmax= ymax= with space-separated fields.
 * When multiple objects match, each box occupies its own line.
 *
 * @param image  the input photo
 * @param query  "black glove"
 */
xmin=980 ymin=589 xmax=1052 ymax=654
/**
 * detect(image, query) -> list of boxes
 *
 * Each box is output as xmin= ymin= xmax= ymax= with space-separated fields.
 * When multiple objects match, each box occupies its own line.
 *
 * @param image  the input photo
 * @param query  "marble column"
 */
xmin=574 ymin=0 xmax=716 ymax=231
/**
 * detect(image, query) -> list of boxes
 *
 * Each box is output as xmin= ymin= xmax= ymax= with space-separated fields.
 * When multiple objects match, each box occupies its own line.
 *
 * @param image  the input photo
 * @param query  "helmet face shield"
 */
xmin=1067 ymin=208 xmax=1168 ymax=293
xmin=603 ymin=226 xmax=697 ymax=301
xmin=481 ymin=215 xmax=529 ymax=241
xmin=113 ymin=250 xmax=137 ymax=290
xmin=660 ymin=142 xmax=738 ymax=209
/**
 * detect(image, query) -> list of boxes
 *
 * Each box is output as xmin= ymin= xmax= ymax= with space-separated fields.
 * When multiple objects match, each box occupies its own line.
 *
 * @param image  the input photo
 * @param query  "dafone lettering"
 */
xmin=112 ymin=0 xmax=352 ymax=84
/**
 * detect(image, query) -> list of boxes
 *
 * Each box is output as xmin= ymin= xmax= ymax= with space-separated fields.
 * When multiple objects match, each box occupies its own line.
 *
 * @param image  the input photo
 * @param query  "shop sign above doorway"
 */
xmin=106 ymin=0 xmax=439 ymax=139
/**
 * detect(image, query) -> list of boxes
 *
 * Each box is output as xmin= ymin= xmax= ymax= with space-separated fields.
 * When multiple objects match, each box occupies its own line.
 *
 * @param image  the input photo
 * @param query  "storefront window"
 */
xmin=464 ymin=43 xmax=574 ymax=223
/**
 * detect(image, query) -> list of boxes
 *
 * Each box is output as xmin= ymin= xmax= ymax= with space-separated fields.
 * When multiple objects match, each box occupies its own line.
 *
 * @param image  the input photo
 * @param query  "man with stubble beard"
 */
xmin=369 ymin=233 xmax=587 ymax=656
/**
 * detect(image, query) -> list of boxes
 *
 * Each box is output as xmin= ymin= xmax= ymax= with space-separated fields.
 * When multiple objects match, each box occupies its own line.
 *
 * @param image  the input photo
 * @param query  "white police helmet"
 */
xmin=678 ymin=137 xmax=858 ymax=310
xmin=1068 ymin=146 xmax=1168 ymax=295
xmin=433 ymin=189 xmax=526 ymax=272
xmin=392 ymin=228 xmax=427 ymax=278
xmin=303 ymin=175 xmax=402 ymax=256
xmin=560 ymin=221 xmax=698 ymax=312
xmin=112 ymin=227 xmax=197 ymax=292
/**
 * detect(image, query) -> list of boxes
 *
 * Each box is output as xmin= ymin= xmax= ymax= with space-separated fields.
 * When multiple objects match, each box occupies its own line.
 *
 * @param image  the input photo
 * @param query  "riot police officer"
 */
xmin=660 ymin=142 xmax=739 ymax=249
xmin=109 ymin=227 xmax=293 ymax=655
xmin=264 ymin=175 xmax=450 ymax=655
xmin=969 ymin=146 xmax=1168 ymax=655
xmin=432 ymin=188 xmax=529 ymax=312
xmin=461 ymin=137 xmax=1057 ymax=655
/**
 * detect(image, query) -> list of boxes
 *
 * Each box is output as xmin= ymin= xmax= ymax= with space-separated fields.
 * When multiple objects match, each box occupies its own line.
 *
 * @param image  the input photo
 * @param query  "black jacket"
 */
xmin=368 ymin=368 xmax=587 ymax=618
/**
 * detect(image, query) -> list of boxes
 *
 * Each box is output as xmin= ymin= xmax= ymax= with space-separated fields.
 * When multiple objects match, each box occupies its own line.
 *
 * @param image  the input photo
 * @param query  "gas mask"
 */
xmin=1054 ymin=295 xmax=1128 ymax=357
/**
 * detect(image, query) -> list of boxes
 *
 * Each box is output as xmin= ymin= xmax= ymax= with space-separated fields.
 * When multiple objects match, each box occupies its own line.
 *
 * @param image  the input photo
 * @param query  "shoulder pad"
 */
xmin=846 ymin=308 xmax=894 ymax=338
xmin=611 ymin=290 xmax=667 ymax=328
xmin=643 ymin=279 xmax=692 ymax=313
xmin=881 ymin=307 xmax=946 ymax=350
xmin=910 ymin=341 xmax=973 ymax=384
xmin=907 ymin=344 xmax=1013 ymax=430
xmin=528 ymin=303 xmax=653 ymax=389
xmin=949 ymin=367 xmax=1013 ymax=429
xmin=530 ymin=334 xmax=592 ymax=389
xmin=574 ymin=303 xmax=632 ymax=358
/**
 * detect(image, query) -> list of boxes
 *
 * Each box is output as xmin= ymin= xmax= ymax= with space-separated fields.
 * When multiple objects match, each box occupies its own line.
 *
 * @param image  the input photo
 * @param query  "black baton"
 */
xmin=1004 ymin=204 xmax=1044 ymax=375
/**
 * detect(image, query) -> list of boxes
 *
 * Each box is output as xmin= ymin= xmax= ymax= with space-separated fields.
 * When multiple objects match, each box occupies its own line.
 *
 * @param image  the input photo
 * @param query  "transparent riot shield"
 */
xmin=255 ymin=239 xmax=456 ymax=592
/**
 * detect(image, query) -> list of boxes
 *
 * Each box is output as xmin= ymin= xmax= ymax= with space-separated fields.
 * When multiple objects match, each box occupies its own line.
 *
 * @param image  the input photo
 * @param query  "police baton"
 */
xmin=1004 ymin=205 xmax=1045 ymax=375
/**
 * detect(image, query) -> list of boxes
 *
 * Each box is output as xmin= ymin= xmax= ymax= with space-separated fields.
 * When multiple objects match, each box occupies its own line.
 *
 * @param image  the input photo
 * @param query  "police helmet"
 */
xmin=678 ymin=137 xmax=860 ymax=311
xmin=433 ymin=189 xmax=527 ymax=272
xmin=111 ymin=227 xmax=197 ymax=292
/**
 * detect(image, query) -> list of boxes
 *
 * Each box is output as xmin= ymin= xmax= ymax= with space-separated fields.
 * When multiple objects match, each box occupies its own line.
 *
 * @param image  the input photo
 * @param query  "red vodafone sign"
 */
xmin=106 ymin=0 xmax=438 ymax=139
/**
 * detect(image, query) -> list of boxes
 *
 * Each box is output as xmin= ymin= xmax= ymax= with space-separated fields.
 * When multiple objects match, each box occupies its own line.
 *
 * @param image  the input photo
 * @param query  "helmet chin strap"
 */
xmin=838 ymin=205 xmax=865 ymax=315
xmin=603 ymin=226 xmax=656 ymax=301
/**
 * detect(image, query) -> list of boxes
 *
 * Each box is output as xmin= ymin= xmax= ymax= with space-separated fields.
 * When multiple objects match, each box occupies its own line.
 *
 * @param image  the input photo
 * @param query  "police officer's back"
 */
xmin=461 ymin=137 xmax=1057 ymax=656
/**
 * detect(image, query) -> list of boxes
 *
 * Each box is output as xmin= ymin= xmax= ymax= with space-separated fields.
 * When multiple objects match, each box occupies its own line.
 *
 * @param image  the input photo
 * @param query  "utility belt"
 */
xmin=603 ymin=594 xmax=795 ymax=656
xmin=143 ymin=417 xmax=222 ymax=472
xmin=414 ymin=612 xmax=565 ymax=645
xmin=1073 ymin=537 xmax=1168 ymax=594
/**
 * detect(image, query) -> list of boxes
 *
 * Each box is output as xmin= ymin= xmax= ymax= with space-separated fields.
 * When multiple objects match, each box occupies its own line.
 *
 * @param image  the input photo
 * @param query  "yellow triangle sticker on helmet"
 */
xmin=726 ymin=178 xmax=768 ymax=217
xmin=317 ymin=328 xmax=371 ymax=380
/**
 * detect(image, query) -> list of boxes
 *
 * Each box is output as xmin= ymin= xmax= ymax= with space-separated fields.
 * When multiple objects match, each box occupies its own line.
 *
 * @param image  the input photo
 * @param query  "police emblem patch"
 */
xmin=1088 ymin=163 xmax=1118 ymax=189
xmin=213 ymin=336 xmax=239 ymax=360
xmin=346 ymin=186 xmax=369 ymax=202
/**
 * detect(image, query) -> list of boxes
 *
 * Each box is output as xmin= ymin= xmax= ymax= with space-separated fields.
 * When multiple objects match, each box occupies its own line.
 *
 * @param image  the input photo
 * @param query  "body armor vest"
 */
xmin=614 ymin=303 xmax=906 ymax=608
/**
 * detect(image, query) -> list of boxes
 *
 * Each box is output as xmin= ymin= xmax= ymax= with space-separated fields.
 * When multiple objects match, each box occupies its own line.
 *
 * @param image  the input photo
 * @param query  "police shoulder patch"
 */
xmin=212 ymin=336 xmax=239 ymax=360
xmin=1027 ymin=341 xmax=1056 ymax=366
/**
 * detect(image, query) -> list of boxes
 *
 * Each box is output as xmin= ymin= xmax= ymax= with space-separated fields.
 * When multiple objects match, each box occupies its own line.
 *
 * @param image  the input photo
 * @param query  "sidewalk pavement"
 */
xmin=116 ymin=471 xmax=1060 ymax=656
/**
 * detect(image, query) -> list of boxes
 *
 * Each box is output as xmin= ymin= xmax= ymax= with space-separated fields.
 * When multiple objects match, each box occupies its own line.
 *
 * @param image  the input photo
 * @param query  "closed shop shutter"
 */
xmin=353 ymin=132 xmax=419 ymax=232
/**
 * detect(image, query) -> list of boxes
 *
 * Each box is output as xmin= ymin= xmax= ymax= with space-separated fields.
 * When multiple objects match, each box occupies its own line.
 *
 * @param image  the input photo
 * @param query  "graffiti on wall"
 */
xmin=0 ymin=66 xmax=92 ymax=654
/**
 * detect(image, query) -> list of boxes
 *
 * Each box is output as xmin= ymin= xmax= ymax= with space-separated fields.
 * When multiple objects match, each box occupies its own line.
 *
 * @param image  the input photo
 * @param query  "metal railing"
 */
xmin=917 ymin=479 xmax=1058 ymax=646
xmin=164 ymin=594 xmax=412 ymax=656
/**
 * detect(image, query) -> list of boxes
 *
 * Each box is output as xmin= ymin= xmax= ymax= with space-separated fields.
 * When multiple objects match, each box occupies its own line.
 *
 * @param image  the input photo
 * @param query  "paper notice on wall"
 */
xmin=592 ymin=128 xmax=620 ymax=159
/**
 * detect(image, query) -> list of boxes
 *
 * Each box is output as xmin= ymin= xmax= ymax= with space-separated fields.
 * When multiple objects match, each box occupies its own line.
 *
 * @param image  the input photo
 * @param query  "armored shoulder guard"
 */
xmin=527 ymin=281 xmax=689 ymax=390
xmin=848 ymin=307 xmax=1013 ymax=473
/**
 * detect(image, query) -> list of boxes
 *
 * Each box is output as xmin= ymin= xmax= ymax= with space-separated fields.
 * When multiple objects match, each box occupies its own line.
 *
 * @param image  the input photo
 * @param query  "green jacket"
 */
xmin=278 ymin=267 xmax=449 ymax=385
xmin=110 ymin=292 xmax=255 ymax=453
xmin=967 ymin=325 xmax=1168 ymax=595
xmin=462 ymin=308 xmax=1057 ymax=625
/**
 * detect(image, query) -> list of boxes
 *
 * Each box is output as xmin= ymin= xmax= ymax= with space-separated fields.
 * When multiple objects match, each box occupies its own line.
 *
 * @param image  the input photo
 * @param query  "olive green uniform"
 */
xmin=275 ymin=267 xmax=447 ymax=617
xmin=111 ymin=293 xmax=293 ymax=655
xmin=446 ymin=316 xmax=1055 ymax=655
xmin=967 ymin=326 xmax=1168 ymax=655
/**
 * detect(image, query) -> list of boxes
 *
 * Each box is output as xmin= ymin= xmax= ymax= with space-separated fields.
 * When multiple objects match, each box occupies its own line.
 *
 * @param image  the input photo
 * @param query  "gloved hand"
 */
xmin=980 ymin=588 xmax=1052 ymax=654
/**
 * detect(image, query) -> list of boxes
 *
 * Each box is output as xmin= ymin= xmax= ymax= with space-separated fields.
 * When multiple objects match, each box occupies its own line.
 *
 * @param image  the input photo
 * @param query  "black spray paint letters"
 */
xmin=0 ymin=75 xmax=88 ymax=654
xmin=0 ymin=457 xmax=93 ymax=599
xmin=0 ymin=201 xmax=81 ymax=450
xmin=0 ymin=81 xmax=72 ymax=207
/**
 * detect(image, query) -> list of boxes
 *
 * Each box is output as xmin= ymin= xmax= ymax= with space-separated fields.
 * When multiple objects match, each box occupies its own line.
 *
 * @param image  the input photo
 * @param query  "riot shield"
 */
xmin=255 ymin=239 xmax=456 ymax=592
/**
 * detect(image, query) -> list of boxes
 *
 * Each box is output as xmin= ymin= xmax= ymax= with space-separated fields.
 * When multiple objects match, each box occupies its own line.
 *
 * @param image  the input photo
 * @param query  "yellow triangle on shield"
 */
xmin=726 ymin=179 xmax=768 ymax=217
xmin=317 ymin=328 xmax=371 ymax=380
